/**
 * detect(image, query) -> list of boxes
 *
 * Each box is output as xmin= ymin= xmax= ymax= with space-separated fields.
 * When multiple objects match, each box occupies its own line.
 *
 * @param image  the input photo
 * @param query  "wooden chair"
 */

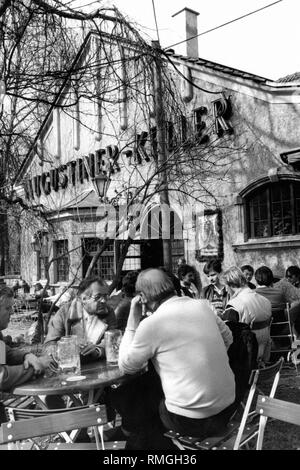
xmin=2 ymin=404 xmax=126 ymax=450
xmin=255 ymin=395 xmax=300 ymax=450
xmin=1 ymin=404 xmax=111 ymax=450
xmin=164 ymin=357 xmax=284 ymax=450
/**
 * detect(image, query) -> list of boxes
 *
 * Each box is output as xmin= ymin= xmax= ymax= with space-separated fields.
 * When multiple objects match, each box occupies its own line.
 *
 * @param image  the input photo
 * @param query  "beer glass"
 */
xmin=56 ymin=336 xmax=81 ymax=375
xmin=104 ymin=330 xmax=122 ymax=364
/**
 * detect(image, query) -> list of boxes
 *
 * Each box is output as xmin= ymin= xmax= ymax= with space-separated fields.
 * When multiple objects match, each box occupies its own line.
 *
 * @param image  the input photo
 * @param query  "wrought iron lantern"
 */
xmin=93 ymin=173 xmax=111 ymax=202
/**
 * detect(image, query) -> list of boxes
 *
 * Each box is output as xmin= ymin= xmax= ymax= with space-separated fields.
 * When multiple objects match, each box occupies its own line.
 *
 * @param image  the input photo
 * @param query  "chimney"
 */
xmin=172 ymin=7 xmax=199 ymax=58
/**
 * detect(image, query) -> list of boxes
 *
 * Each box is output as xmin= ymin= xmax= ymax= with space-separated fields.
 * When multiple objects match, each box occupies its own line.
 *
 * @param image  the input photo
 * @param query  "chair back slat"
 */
xmin=5 ymin=404 xmax=91 ymax=422
xmin=256 ymin=395 xmax=300 ymax=427
xmin=249 ymin=357 xmax=284 ymax=388
xmin=0 ymin=405 xmax=107 ymax=444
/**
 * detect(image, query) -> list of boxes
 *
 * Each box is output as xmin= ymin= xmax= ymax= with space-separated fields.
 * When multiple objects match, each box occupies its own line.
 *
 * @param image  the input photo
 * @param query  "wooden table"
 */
xmin=12 ymin=360 xmax=131 ymax=407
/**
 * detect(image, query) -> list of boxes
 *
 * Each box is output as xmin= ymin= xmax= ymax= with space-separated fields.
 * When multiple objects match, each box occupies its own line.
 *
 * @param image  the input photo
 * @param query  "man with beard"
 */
xmin=43 ymin=276 xmax=117 ymax=414
xmin=44 ymin=276 xmax=116 ymax=359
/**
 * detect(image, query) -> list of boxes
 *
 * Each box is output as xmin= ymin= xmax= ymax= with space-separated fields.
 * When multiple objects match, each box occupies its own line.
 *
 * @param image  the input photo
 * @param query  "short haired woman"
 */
xmin=223 ymin=266 xmax=272 ymax=366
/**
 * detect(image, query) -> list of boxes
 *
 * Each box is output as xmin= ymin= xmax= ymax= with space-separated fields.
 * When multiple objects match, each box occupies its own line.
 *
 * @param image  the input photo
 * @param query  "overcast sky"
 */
xmin=97 ymin=0 xmax=299 ymax=81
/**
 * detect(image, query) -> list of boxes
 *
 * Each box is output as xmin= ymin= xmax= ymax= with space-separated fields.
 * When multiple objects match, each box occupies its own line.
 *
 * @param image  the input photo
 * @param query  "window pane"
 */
xmin=253 ymin=221 xmax=269 ymax=238
xmin=82 ymin=238 xmax=114 ymax=281
xmin=271 ymin=184 xmax=292 ymax=236
xmin=249 ymin=187 xmax=269 ymax=237
xmin=247 ymin=182 xmax=300 ymax=239
xmin=272 ymin=183 xmax=290 ymax=202
xmin=54 ymin=240 xmax=69 ymax=282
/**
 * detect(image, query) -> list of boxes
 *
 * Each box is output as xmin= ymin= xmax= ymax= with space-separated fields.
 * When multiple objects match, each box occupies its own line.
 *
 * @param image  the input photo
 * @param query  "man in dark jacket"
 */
xmin=0 ymin=286 xmax=51 ymax=423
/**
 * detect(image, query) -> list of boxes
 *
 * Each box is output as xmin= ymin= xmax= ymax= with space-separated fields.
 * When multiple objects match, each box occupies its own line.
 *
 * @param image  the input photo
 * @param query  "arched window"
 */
xmin=245 ymin=181 xmax=300 ymax=238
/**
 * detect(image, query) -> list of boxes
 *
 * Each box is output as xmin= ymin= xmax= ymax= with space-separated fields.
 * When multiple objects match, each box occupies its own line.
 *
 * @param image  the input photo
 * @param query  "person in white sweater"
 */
xmin=117 ymin=268 xmax=236 ymax=446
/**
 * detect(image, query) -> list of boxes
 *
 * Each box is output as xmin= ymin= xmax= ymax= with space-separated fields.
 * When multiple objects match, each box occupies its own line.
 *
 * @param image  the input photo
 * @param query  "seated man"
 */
xmin=44 ymin=276 xmax=117 ymax=361
xmin=255 ymin=266 xmax=288 ymax=311
xmin=43 ymin=277 xmax=117 ymax=429
xmin=0 ymin=286 xmax=51 ymax=423
xmin=117 ymin=268 xmax=236 ymax=449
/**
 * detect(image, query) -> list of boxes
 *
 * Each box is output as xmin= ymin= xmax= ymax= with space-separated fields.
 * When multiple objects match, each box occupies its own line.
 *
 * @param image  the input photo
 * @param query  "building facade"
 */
xmin=14 ymin=8 xmax=300 ymax=289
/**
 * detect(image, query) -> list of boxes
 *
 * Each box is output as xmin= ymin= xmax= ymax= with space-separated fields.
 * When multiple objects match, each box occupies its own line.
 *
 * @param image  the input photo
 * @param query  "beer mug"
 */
xmin=104 ymin=330 xmax=122 ymax=364
xmin=56 ymin=336 xmax=81 ymax=375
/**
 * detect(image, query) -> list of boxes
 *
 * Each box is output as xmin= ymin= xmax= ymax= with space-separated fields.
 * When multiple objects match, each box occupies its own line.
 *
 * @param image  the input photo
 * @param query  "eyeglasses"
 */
xmin=84 ymin=293 xmax=108 ymax=302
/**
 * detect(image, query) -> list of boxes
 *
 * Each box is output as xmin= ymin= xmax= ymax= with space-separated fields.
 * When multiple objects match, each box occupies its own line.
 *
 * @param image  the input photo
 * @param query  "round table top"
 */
xmin=12 ymin=360 xmax=127 ymax=396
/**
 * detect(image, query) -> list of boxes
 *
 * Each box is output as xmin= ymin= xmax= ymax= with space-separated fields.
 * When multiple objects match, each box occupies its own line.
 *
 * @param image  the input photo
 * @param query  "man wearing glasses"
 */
xmin=43 ymin=277 xmax=117 ymax=426
xmin=44 ymin=276 xmax=117 ymax=360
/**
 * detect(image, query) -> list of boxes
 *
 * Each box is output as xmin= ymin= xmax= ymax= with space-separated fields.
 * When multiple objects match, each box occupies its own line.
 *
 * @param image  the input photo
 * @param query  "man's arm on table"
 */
xmin=0 ymin=363 xmax=35 ymax=391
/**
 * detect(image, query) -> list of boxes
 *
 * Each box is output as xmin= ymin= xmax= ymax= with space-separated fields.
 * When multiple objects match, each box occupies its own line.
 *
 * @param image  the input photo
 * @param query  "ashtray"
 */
xmin=65 ymin=375 xmax=86 ymax=382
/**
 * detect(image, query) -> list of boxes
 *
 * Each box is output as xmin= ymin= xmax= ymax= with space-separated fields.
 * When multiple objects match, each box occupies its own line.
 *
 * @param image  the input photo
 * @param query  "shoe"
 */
xmin=103 ymin=426 xmax=128 ymax=442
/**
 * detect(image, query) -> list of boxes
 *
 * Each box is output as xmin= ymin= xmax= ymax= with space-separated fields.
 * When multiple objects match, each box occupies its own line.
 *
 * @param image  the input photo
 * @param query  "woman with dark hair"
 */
xmin=177 ymin=264 xmax=199 ymax=298
xmin=285 ymin=266 xmax=300 ymax=288
xmin=240 ymin=265 xmax=256 ymax=289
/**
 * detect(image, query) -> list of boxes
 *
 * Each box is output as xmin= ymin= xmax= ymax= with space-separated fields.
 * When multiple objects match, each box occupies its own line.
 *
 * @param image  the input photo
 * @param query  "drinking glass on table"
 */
xmin=43 ymin=343 xmax=60 ymax=377
xmin=56 ymin=336 xmax=81 ymax=375
xmin=104 ymin=329 xmax=122 ymax=364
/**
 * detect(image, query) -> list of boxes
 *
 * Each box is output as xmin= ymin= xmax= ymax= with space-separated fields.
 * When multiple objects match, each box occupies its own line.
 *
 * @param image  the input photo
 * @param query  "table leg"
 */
xmin=34 ymin=395 xmax=48 ymax=410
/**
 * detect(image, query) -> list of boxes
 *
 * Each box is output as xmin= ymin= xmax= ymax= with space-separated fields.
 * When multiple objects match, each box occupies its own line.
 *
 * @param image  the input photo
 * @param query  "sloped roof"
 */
xmin=277 ymin=72 xmax=300 ymax=83
xmin=166 ymin=51 xmax=270 ymax=84
xmin=42 ymin=190 xmax=99 ymax=216
xmin=60 ymin=190 xmax=99 ymax=209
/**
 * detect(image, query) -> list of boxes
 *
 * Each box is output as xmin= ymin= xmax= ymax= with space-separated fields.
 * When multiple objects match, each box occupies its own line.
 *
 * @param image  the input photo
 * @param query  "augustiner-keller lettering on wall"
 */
xmin=23 ymin=95 xmax=233 ymax=200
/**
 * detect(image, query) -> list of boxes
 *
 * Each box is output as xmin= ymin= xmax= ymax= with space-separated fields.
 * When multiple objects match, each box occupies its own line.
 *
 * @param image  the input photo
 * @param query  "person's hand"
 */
xmin=130 ymin=295 xmax=144 ymax=318
xmin=127 ymin=295 xmax=144 ymax=330
xmin=24 ymin=353 xmax=51 ymax=375
xmin=38 ymin=355 xmax=59 ymax=374
xmin=80 ymin=343 xmax=101 ymax=357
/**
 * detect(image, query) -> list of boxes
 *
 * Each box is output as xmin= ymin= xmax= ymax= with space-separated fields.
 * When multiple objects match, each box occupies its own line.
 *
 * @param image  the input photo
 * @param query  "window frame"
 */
xmin=81 ymin=238 xmax=115 ymax=281
xmin=54 ymin=239 xmax=69 ymax=283
xmin=244 ymin=180 xmax=300 ymax=240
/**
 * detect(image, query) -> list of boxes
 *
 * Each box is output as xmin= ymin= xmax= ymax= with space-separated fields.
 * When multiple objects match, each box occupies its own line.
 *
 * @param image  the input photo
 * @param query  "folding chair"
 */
xmin=2 ymin=404 xmax=126 ymax=450
xmin=255 ymin=395 xmax=300 ymax=450
xmin=0 ymin=404 xmax=106 ymax=450
xmin=270 ymin=304 xmax=295 ymax=364
xmin=233 ymin=356 xmax=284 ymax=449
xmin=164 ymin=357 xmax=284 ymax=450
